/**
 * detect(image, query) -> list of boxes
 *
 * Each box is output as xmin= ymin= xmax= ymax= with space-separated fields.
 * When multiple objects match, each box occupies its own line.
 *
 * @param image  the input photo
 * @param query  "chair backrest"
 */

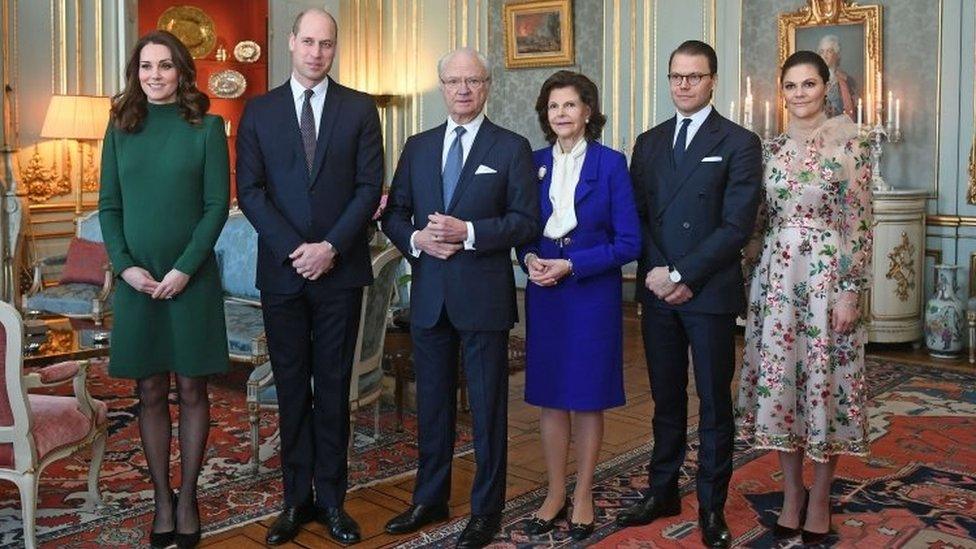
xmin=76 ymin=210 xmax=103 ymax=242
xmin=0 ymin=301 xmax=36 ymax=472
xmin=349 ymin=246 xmax=402 ymax=402
xmin=214 ymin=208 xmax=260 ymax=301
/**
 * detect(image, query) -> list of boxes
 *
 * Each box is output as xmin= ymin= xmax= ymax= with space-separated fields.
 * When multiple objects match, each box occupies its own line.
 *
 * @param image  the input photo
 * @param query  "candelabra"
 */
xmin=864 ymin=110 xmax=902 ymax=192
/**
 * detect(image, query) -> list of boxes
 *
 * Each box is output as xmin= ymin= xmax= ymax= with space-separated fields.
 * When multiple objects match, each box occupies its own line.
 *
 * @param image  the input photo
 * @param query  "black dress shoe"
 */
xmin=773 ymin=490 xmax=808 ymax=539
xmin=456 ymin=513 xmax=501 ymax=548
xmin=175 ymin=493 xmax=201 ymax=548
xmin=385 ymin=503 xmax=451 ymax=534
xmin=523 ymin=499 xmax=569 ymax=535
xmin=265 ymin=502 xmax=314 ymax=545
xmin=801 ymin=503 xmax=833 ymax=546
xmin=150 ymin=490 xmax=176 ymax=548
xmin=318 ymin=507 xmax=361 ymax=545
xmin=615 ymin=493 xmax=681 ymax=527
xmin=699 ymin=509 xmax=732 ymax=548
xmin=568 ymin=498 xmax=597 ymax=541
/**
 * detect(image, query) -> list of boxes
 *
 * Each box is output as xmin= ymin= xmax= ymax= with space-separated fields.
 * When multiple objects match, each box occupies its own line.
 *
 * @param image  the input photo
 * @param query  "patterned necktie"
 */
xmin=673 ymin=117 xmax=692 ymax=167
xmin=300 ymin=88 xmax=316 ymax=175
xmin=442 ymin=126 xmax=466 ymax=209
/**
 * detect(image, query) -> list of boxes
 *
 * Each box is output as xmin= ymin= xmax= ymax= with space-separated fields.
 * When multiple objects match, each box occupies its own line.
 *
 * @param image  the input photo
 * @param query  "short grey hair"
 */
xmin=817 ymin=34 xmax=841 ymax=55
xmin=292 ymin=8 xmax=338 ymax=37
xmin=437 ymin=47 xmax=491 ymax=79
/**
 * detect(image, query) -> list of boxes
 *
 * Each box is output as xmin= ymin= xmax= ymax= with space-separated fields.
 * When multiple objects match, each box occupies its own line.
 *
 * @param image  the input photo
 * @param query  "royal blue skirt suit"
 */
xmin=518 ymin=141 xmax=641 ymax=411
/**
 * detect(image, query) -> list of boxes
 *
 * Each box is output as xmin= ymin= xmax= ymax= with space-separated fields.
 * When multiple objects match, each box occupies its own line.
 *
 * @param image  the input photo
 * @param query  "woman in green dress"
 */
xmin=99 ymin=30 xmax=229 ymax=549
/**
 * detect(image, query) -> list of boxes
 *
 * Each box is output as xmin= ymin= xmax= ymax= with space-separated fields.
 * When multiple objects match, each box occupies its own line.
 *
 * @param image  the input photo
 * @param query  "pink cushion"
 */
xmin=0 ymin=394 xmax=107 ymax=468
xmin=37 ymin=360 xmax=83 ymax=384
xmin=60 ymin=238 xmax=109 ymax=286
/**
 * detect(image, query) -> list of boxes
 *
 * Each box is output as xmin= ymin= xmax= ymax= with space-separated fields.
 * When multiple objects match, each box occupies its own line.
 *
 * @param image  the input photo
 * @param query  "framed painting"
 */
xmin=503 ymin=0 xmax=574 ymax=69
xmin=777 ymin=0 xmax=882 ymax=130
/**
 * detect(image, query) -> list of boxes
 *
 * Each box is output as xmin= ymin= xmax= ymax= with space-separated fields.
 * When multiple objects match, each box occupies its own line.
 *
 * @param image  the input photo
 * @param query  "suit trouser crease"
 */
xmin=642 ymin=306 xmax=735 ymax=512
xmin=412 ymin=308 xmax=509 ymax=515
xmin=262 ymin=285 xmax=363 ymax=509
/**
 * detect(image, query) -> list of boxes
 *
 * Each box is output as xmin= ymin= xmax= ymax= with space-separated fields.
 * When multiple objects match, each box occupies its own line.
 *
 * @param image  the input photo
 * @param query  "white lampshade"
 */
xmin=40 ymin=94 xmax=111 ymax=140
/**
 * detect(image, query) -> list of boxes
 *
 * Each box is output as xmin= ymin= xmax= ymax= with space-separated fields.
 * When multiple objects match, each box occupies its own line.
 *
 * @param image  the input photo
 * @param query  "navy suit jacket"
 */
xmin=382 ymin=118 xmax=539 ymax=331
xmin=630 ymin=109 xmax=762 ymax=314
xmin=236 ymin=78 xmax=384 ymax=294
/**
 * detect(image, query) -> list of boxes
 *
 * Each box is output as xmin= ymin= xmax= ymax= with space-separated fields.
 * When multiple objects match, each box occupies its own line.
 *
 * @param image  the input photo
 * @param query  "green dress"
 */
xmin=99 ymin=103 xmax=230 ymax=379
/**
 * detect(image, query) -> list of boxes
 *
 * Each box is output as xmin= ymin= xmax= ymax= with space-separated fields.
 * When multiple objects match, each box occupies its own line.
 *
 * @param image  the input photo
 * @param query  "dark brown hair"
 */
xmin=669 ymin=40 xmax=717 ymax=75
xmin=111 ymin=31 xmax=210 ymax=132
xmin=780 ymin=50 xmax=830 ymax=85
xmin=535 ymin=70 xmax=607 ymax=144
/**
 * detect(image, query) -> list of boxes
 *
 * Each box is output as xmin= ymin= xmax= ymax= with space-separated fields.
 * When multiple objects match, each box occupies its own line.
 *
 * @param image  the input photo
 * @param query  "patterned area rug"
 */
xmin=0 ymin=361 xmax=473 ymax=548
xmin=403 ymin=358 xmax=976 ymax=548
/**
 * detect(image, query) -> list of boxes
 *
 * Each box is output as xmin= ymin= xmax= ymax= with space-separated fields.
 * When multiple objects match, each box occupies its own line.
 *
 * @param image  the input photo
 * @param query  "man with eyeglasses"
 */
xmin=616 ymin=40 xmax=762 ymax=548
xmin=381 ymin=47 xmax=538 ymax=548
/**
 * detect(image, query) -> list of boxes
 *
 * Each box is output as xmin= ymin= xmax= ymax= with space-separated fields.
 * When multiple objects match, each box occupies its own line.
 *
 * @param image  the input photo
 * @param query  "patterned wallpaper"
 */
xmin=486 ymin=0 xmax=603 ymax=150
xmin=741 ymin=0 xmax=940 ymax=192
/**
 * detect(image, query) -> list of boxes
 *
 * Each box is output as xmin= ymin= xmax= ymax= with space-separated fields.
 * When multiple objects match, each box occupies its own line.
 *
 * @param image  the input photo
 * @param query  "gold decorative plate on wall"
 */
xmin=208 ymin=69 xmax=247 ymax=99
xmin=157 ymin=6 xmax=217 ymax=59
xmin=233 ymin=40 xmax=261 ymax=63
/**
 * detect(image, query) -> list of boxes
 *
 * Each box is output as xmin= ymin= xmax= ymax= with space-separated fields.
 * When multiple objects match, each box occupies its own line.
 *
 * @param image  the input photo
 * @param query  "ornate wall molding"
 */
xmin=885 ymin=231 xmax=915 ymax=301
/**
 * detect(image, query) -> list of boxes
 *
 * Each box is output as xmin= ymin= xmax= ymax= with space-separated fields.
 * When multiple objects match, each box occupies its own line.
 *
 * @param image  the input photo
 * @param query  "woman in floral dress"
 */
xmin=737 ymin=51 xmax=872 ymax=545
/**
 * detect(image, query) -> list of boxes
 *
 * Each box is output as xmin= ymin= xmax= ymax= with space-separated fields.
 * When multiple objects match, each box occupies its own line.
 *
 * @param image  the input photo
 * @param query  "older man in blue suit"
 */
xmin=615 ymin=40 xmax=763 ymax=548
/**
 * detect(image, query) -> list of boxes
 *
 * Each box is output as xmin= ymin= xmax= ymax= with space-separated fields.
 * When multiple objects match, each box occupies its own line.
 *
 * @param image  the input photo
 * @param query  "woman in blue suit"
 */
xmin=518 ymin=70 xmax=641 ymax=540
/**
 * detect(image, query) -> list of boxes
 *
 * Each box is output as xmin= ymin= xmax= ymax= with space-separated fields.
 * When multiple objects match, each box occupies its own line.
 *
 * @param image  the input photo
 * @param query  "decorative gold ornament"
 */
xmin=967 ymin=139 xmax=976 ymax=204
xmin=81 ymin=143 xmax=99 ymax=192
xmin=886 ymin=231 xmax=916 ymax=302
xmin=233 ymin=40 xmax=261 ymax=63
xmin=20 ymin=145 xmax=72 ymax=202
xmin=208 ymin=69 xmax=247 ymax=99
xmin=157 ymin=5 xmax=217 ymax=59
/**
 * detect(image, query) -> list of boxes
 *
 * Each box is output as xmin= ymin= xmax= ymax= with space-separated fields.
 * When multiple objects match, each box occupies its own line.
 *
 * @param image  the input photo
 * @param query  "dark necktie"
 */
xmin=442 ymin=126 xmax=466 ymax=209
xmin=300 ymin=88 xmax=316 ymax=175
xmin=673 ymin=117 xmax=692 ymax=167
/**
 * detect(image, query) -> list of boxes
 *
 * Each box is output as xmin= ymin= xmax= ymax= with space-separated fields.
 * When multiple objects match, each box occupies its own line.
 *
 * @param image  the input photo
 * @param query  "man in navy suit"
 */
xmin=235 ymin=8 xmax=383 ymax=546
xmin=616 ymin=40 xmax=762 ymax=548
xmin=381 ymin=48 xmax=538 ymax=548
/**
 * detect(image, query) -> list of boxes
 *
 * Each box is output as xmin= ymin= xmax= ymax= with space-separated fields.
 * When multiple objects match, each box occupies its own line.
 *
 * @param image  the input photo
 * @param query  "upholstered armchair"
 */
xmin=0 ymin=300 xmax=108 ymax=549
xmin=214 ymin=208 xmax=267 ymax=365
xmin=23 ymin=211 xmax=113 ymax=323
xmin=245 ymin=245 xmax=402 ymax=472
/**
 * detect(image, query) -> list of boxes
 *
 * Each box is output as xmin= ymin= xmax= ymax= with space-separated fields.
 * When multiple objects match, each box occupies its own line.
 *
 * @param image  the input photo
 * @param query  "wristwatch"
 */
xmin=668 ymin=266 xmax=682 ymax=283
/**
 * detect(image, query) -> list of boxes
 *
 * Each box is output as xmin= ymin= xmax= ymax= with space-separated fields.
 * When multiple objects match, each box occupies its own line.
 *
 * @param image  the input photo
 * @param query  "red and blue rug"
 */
xmin=0 ymin=361 xmax=473 ymax=548
xmin=402 ymin=358 xmax=976 ymax=548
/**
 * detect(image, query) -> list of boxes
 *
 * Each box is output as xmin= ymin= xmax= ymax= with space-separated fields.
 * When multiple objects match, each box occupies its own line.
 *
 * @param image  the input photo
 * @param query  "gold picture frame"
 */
xmin=777 ymin=0 xmax=882 ymax=131
xmin=503 ymin=0 xmax=574 ymax=69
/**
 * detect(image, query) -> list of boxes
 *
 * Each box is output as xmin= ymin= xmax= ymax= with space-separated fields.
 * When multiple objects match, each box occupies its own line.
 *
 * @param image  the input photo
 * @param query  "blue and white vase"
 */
xmin=924 ymin=264 xmax=965 ymax=358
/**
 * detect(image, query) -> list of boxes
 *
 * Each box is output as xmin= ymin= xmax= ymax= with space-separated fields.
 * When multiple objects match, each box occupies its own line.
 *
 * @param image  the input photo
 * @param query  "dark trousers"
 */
xmin=411 ymin=307 xmax=509 ymax=515
xmin=261 ymin=284 xmax=363 ymax=509
xmin=641 ymin=305 xmax=736 ymax=513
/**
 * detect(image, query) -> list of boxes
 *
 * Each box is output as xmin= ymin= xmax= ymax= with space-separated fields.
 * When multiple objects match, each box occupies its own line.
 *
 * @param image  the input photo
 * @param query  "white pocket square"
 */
xmin=475 ymin=164 xmax=497 ymax=175
xmin=701 ymin=156 xmax=723 ymax=163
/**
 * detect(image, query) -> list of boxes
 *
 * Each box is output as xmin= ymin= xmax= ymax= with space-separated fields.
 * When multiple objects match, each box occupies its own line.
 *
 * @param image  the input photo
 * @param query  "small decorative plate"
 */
xmin=233 ymin=40 xmax=261 ymax=63
xmin=157 ymin=5 xmax=217 ymax=59
xmin=208 ymin=69 xmax=247 ymax=99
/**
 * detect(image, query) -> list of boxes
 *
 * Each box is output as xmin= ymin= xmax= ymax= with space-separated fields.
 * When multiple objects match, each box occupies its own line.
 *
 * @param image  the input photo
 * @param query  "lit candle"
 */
xmin=764 ymin=100 xmax=770 ymax=136
xmin=895 ymin=98 xmax=901 ymax=133
xmin=887 ymin=90 xmax=893 ymax=126
xmin=746 ymin=76 xmax=752 ymax=98
xmin=856 ymin=97 xmax=863 ymax=128
xmin=730 ymin=101 xmax=736 ymax=123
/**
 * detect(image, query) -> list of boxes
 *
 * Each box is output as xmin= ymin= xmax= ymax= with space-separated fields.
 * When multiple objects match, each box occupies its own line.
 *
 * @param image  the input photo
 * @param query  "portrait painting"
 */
xmin=796 ymin=24 xmax=865 ymax=120
xmin=503 ymin=0 xmax=574 ymax=69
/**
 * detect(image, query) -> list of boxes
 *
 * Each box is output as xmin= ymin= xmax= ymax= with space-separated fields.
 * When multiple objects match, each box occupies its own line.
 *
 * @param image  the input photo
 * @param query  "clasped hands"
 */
xmin=290 ymin=241 xmax=337 ymax=280
xmin=121 ymin=267 xmax=189 ymax=300
xmin=646 ymin=266 xmax=694 ymax=305
xmin=525 ymin=254 xmax=572 ymax=287
xmin=414 ymin=212 xmax=468 ymax=260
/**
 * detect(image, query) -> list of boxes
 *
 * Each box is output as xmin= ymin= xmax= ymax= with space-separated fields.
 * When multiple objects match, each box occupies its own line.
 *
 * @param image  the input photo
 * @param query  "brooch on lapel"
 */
xmin=538 ymin=166 xmax=547 ymax=180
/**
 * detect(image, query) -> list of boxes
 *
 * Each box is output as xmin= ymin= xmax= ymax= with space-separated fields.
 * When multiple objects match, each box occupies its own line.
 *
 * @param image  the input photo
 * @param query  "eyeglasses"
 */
xmin=667 ymin=73 xmax=712 ymax=86
xmin=440 ymin=77 xmax=490 ymax=90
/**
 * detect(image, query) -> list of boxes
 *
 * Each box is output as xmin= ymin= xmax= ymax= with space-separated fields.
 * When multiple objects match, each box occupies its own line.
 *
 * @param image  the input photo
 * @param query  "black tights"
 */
xmin=138 ymin=373 xmax=210 ymax=534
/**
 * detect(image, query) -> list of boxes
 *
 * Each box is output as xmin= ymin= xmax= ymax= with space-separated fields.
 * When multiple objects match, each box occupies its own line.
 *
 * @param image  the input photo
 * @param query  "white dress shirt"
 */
xmin=672 ymin=104 xmax=713 ymax=150
xmin=289 ymin=75 xmax=329 ymax=133
xmin=543 ymin=139 xmax=587 ymax=238
xmin=409 ymin=113 xmax=484 ymax=257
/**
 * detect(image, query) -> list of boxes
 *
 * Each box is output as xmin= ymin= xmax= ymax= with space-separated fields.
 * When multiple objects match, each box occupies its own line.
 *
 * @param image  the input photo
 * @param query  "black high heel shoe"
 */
xmin=150 ymin=491 xmax=176 ymax=548
xmin=175 ymin=493 xmax=202 ymax=548
xmin=567 ymin=498 xmax=596 ymax=541
xmin=801 ymin=497 xmax=833 ymax=545
xmin=772 ymin=490 xmax=808 ymax=539
xmin=524 ymin=498 xmax=569 ymax=535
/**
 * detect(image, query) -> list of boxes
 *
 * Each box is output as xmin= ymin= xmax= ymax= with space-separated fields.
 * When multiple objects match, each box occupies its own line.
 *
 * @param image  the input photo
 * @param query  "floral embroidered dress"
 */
xmin=736 ymin=115 xmax=873 ymax=462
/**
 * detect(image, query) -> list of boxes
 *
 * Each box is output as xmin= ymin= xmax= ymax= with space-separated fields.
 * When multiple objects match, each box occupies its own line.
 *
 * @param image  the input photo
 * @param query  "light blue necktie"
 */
xmin=442 ymin=126 xmax=466 ymax=209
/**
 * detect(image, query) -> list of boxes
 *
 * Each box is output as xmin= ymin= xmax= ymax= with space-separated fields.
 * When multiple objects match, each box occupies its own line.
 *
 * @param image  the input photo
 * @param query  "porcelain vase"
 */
xmin=924 ymin=264 xmax=965 ymax=358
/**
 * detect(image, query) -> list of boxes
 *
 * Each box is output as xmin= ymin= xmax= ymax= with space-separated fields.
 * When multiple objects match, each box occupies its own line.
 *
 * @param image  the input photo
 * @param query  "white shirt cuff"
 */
xmin=463 ymin=222 xmax=476 ymax=250
xmin=409 ymin=230 xmax=422 ymax=257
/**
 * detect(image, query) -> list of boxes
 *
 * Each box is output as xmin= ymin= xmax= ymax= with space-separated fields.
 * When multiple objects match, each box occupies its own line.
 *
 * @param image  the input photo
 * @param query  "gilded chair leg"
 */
xmin=87 ymin=431 xmax=106 ymax=507
xmin=373 ymin=398 xmax=381 ymax=439
xmin=17 ymin=472 xmax=38 ymax=549
xmin=248 ymin=405 xmax=260 ymax=475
